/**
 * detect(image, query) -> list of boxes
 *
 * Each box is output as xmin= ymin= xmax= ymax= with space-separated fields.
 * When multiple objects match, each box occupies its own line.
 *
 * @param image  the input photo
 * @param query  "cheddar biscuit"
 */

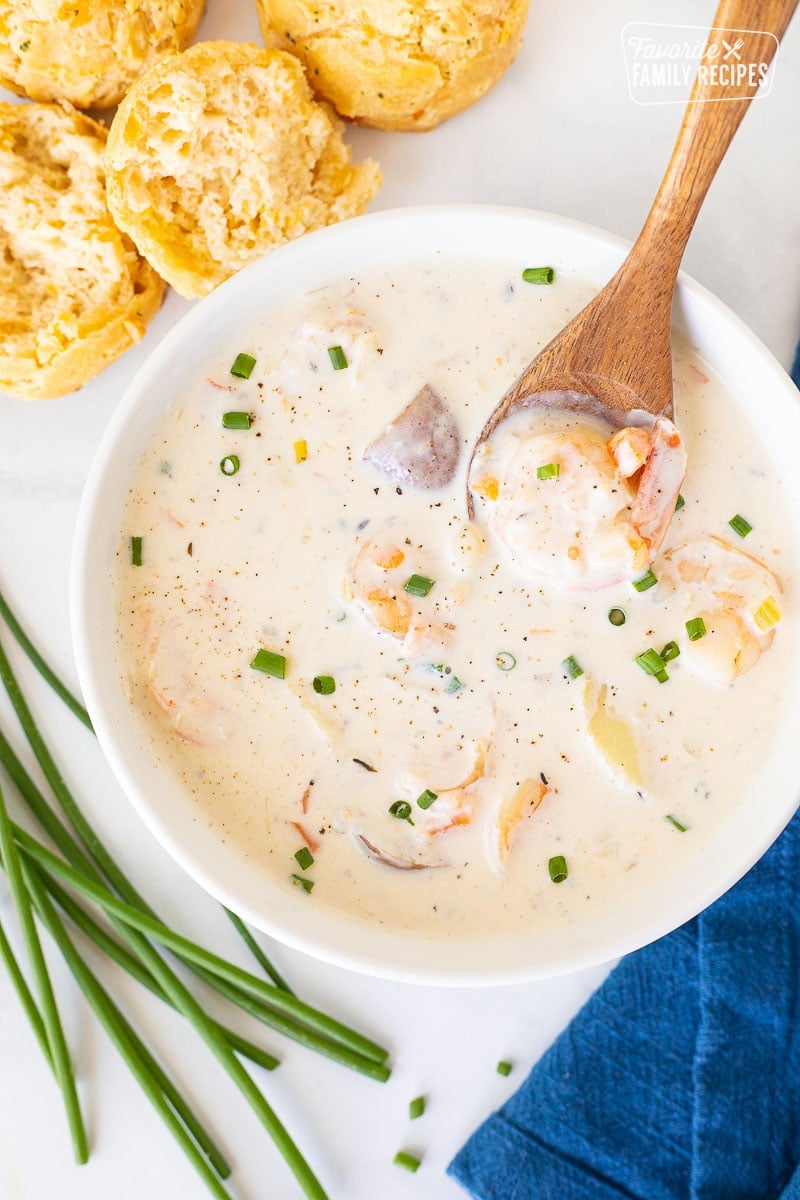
xmin=0 ymin=0 xmax=206 ymax=110
xmin=105 ymin=41 xmax=382 ymax=298
xmin=255 ymin=0 xmax=530 ymax=131
xmin=0 ymin=101 xmax=164 ymax=401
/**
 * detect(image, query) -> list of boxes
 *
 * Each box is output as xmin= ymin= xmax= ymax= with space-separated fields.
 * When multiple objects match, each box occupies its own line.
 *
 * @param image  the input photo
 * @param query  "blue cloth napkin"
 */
xmin=448 ymin=807 xmax=800 ymax=1200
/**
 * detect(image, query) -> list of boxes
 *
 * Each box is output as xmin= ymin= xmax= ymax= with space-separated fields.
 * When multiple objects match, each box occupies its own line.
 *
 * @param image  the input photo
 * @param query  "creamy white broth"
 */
xmin=115 ymin=258 xmax=799 ymax=939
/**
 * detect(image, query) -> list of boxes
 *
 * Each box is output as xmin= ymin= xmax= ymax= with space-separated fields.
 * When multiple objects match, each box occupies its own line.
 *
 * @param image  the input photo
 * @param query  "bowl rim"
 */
xmin=70 ymin=203 xmax=800 ymax=986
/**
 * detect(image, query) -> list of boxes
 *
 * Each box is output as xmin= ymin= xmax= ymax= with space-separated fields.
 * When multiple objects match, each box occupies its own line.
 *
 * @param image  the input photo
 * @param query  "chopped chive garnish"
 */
xmin=312 ymin=675 xmax=336 ymax=695
xmin=661 ymin=641 xmax=680 ymax=662
xmin=220 ymin=454 xmax=240 ymax=476
xmin=416 ymin=789 xmax=437 ymax=810
xmin=230 ymin=352 xmax=256 ymax=379
xmin=130 ymin=536 xmax=143 ymax=566
xmin=404 ymin=574 xmax=435 ymax=597
xmin=222 ymin=411 xmax=251 ymax=430
xmin=522 ymin=266 xmax=555 ymax=285
xmin=632 ymin=569 xmax=658 ymax=593
xmin=445 ymin=675 xmax=464 ymax=694
xmin=548 ymin=855 xmax=568 ymax=883
xmin=655 ymin=668 xmax=670 ymax=683
xmin=729 ymin=513 xmax=752 ymax=538
xmin=608 ymin=607 xmax=626 ymax=627
xmin=495 ymin=651 xmax=516 ymax=672
xmin=536 ymin=462 xmax=560 ymax=480
xmin=394 ymin=1151 xmax=421 ymax=1173
xmin=496 ymin=1060 xmax=513 ymax=1076
xmin=327 ymin=345 xmax=348 ymax=371
xmin=675 ymin=493 xmax=685 ymax=511
xmin=294 ymin=847 xmax=314 ymax=870
xmin=389 ymin=800 xmax=413 ymax=823
xmin=291 ymin=874 xmax=314 ymax=893
xmin=686 ymin=616 xmax=707 ymax=641
xmin=250 ymin=649 xmax=286 ymax=679
xmin=409 ymin=1096 xmax=426 ymax=1119
xmin=635 ymin=648 xmax=665 ymax=676
xmin=666 ymin=814 xmax=688 ymax=832
xmin=293 ymin=439 xmax=308 ymax=463
xmin=562 ymin=656 xmax=583 ymax=680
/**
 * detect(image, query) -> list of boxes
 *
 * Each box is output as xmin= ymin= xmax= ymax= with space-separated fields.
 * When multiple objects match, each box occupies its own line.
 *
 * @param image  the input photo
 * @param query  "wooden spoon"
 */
xmin=468 ymin=0 xmax=797 ymax=515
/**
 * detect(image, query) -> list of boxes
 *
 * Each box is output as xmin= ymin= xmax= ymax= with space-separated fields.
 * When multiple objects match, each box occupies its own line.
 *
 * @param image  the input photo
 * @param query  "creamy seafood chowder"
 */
xmin=116 ymin=258 xmax=797 ymax=939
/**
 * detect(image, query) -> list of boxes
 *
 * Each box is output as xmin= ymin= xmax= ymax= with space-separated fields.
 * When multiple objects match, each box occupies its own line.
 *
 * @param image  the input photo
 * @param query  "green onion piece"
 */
xmin=409 ymin=1096 xmax=426 ymax=1119
xmin=404 ymin=574 xmax=435 ymax=597
xmin=686 ymin=616 xmax=707 ymax=642
xmin=562 ymin=656 xmax=583 ymax=680
xmin=290 ymin=874 xmax=314 ymax=894
xmin=230 ymin=352 xmax=256 ymax=379
xmin=312 ymin=675 xmax=335 ymax=695
xmin=632 ymin=569 xmax=658 ymax=593
xmin=729 ymin=513 xmax=752 ymax=538
xmin=327 ymin=345 xmax=348 ymax=371
xmin=675 ymin=493 xmax=685 ymax=511
xmin=294 ymin=847 xmax=314 ymax=871
xmin=222 ymin=411 xmax=251 ymax=430
xmin=394 ymin=1151 xmax=421 ymax=1173
xmin=130 ymin=536 xmax=143 ymax=567
xmin=522 ymin=266 xmax=555 ymax=285
xmin=250 ymin=649 xmax=286 ymax=679
xmin=495 ymin=651 xmax=516 ymax=672
xmin=496 ymin=1060 xmax=513 ymax=1077
xmin=416 ymin=789 xmax=438 ymax=810
xmin=445 ymin=675 xmax=464 ymax=694
xmin=655 ymin=668 xmax=670 ymax=683
xmin=388 ymin=800 xmax=413 ymax=823
xmin=666 ymin=814 xmax=688 ymax=832
xmin=536 ymin=462 xmax=560 ymax=480
xmin=548 ymin=855 xmax=568 ymax=883
xmin=608 ymin=608 xmax=626 ymax=627
xmin=661 ymin=641 xmax=680 ymax=662
xmin=220 ymin=455 xmax=240 ymax=476
xmin=635 ymin=648 xmax=666 ymax=676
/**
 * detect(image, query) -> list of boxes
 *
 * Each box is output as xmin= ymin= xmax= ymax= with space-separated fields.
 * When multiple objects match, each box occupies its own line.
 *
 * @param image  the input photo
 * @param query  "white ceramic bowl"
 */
xmin=71 ymin=206 xmax=800 ymax=985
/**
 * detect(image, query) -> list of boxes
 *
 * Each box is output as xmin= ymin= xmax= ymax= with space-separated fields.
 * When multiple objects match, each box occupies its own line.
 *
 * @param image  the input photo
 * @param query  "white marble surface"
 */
xmin=1 ymin=2 xmax=799 ymax=1197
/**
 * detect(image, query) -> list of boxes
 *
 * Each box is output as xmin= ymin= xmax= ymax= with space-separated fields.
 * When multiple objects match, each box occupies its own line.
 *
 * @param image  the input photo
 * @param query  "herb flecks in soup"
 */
xmin=116 ymin=260 xmax=795 ymax=939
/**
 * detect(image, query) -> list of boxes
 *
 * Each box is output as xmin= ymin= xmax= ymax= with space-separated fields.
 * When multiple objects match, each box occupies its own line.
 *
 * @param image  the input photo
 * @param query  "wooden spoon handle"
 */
xmin=635 ymin=0 xmax=797 ymax=266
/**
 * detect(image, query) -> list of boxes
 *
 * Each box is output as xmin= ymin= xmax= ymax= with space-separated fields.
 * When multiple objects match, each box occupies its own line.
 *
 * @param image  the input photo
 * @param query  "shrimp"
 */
xmin=476 ymin=415 xmax=686 ymax=591
xmin=345 ymin=538 xmax=449 ymax=657
xmin=659 ymin=535 xmax=783 ymax=684
xmin=490 ymin=777 xmax=549 ymax=870
xmin=145 ymin=623 xmax=230 ymax=747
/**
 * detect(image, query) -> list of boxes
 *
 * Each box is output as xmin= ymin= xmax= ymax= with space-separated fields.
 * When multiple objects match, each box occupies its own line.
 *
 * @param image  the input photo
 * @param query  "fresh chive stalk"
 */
xmin=660 ymin=641 xmax=680 ymax=663
xmin=220 ymin=455 xmax=240 ymax=477
xmin=665 ymin=814 xmax=688 ymax=832
xmin=495 ymin=651 xmax=516 ymax=672
xmin=548 ymin=855 xmax=568 ymax=883
xmin=327 ymin=346 xmax=348 ymax=371
xmin=403 ymin=574 xmax=435 ymax=597
xmin=415 ymin=789 xmax=437 ymax=810
xmin=294 ymin=847 xmax=314 ymax=870
xmin=409 ymin=1096 xmax=426 ymax=1119
xmin=675 ymin=494 xmax=685 ymax=511
xmin=632 ymin=569 xmax=658 ymax=593
xmin=394 ymin=1152 xmax=421 ymax=1173
xmin=522 ymin=266 xmax=555 ymax=285
xmin=222 ymin=412 xmax=251 ymax=430
xmin=686 ymin=617 xmax=707 ymax=641
xmin=291 ymin=875 xmax=314 ymax=894
xmin=251 ymin=649 xmax=286 ymax=679
xmin=0 ymin=588 xmax=92 ymax=730
xmin=562 ymin=656 xmax=583 ymax=680
xmin=635 ymin=648 xmax=666 ymax=676
xmin=496 ymin=1060 xmax=513 ymax=1076
xmin=230 ymin=353 xmax=256 ymax=380
xmin=312 ymin=675 xmax=335 ymax=695
xmin=536 ymin=462 xmax=560 ymax=480
xmin=388 ymin=801 xmax=413 ymax=823
xmin=0 ymin=781 xmax=88 ymax=1164
xmin=608 ymin=608 xmax=626 ymax=627
xmin=729 ymin=514 xmax=752 ymax=538
xmin=130 ymin=536 xmax=143 ymax=566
